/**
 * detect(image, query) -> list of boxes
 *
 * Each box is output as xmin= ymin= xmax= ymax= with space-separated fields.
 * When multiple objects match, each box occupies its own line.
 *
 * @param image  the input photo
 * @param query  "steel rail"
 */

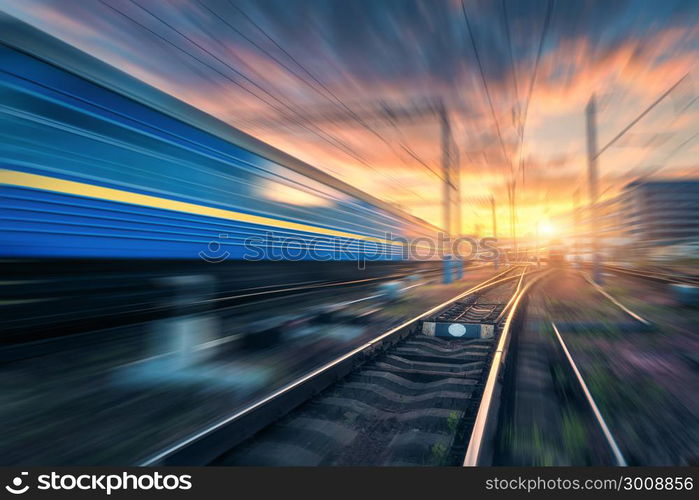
xmin=463 ymin=269 xmax=551 ymax=466
xmin=551 ymin=322 xmax=628 ymax=466
xmin=493 ymin=265 xmax=529 ymax=324
xmin=582 ymin=273 xmax=651 ymax=326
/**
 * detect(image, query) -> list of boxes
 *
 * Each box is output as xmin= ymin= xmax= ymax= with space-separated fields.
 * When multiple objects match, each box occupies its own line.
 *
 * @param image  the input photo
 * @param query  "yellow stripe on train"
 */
xmin=0 ymin=169 xmax=405 ymax=246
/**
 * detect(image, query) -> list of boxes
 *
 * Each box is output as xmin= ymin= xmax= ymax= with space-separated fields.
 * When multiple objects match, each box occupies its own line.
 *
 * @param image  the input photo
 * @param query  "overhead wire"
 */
xmin=103 ymin=0 xmax=429 ymax=202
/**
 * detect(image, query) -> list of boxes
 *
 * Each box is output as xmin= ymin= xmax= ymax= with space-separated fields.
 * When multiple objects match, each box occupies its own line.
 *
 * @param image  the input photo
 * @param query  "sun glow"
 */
xmin=539 ymin=222 xmax=555 ymax=236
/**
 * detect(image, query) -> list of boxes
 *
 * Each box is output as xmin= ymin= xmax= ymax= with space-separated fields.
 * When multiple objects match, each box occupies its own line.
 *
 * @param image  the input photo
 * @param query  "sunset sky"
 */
xmin=5 ymin=0 xmax=698 ymax=239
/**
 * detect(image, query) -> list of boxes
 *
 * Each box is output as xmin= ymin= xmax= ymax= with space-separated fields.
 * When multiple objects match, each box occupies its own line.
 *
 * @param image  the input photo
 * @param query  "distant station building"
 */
xmin=622 ymin=180 xmax=699 ymax=246
xmin=559 ymin=179 xmax=699 ymax=261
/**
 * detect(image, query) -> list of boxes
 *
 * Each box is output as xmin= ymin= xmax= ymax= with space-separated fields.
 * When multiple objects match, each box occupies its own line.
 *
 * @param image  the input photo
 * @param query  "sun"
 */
xmin=539 ymin=222 xmax=555 ymax=236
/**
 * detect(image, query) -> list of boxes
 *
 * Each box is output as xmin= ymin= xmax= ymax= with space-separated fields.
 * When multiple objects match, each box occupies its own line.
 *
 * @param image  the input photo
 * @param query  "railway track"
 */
xmin=493 ymin=270 xmax=640 ymax=466
xmin=499 ymin=265 xmax=699 ymax=465
xmin=142 ymin=265 xmax=547 ymax=466
xmin=551 ymin=270 xmax=652 ymax=465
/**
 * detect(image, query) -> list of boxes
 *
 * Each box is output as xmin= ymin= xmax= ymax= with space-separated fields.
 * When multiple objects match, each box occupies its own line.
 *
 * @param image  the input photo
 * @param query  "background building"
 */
xmin=622 ymin=180 xmax=699 ymax=246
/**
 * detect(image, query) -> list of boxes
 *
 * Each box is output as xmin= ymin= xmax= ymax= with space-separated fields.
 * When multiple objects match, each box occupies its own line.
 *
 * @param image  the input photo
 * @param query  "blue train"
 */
xmin=0 ymin=14 xmax=441 ymax=338
xmin=0 ymin=13 xmax=437 ymax=262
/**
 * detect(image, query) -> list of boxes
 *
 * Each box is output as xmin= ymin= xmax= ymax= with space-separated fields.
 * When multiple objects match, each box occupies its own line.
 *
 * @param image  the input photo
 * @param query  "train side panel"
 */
xmin=0 ymin=42 xmax=436 ymax=261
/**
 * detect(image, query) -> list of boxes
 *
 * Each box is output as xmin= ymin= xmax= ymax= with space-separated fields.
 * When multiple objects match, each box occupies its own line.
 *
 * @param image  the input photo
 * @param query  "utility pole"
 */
xmin=573 ymin=188 xmax=580 ymax=267
xmin=490 ymin=195 xmax=497 ymax=238
xmin=507 ymin=180 xmax=517 ymax=261
xmin=438 ymin=100 xmax=457 ymax=283
xmin=438 ymin=100 xmax=452 ymax=238
xmin=491 ymin=194 xmax=499 ymax=269
xmin=586 ymin=95 xmax=602 ymax=283
xmin=535 ymin=222 xmax=540 ymax=268
xmin=452 ymin=138 xmax=464 ymax=280
xmin=452 ymin=142 xmax=462 ymax=238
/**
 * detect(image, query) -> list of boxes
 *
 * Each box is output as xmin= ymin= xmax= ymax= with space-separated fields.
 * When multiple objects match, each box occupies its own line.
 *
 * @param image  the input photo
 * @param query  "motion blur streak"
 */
xmin=0 ymin=0 xmax=697 ymax=466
